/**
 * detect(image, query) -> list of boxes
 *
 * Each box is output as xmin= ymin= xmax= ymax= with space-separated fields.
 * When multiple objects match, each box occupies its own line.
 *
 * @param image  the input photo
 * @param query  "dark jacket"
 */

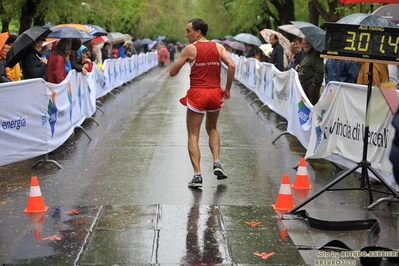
xmin=294 ymin=49 xmax=306 ymax=68
xmin=21 ymin=46 xmax=47 ymax=80
xmin=101 ymin=47 xmax=110 ymax=62
xmin=70 ymin=50 xmax=84 ymax=73
xmin=390 ymin=109 xmax=399 ymax=184
xmin=245 ymin=48 xmax=255 ymax=58
xmin=298 ymin=48 xmax=324 ymax=87
xmin=325 ymin=59 xmax=359 ymax=85
xmin=270 ymin=42 xmax=284 ymax=71
xmin=0 ymin=58 xmax=11 ymax=83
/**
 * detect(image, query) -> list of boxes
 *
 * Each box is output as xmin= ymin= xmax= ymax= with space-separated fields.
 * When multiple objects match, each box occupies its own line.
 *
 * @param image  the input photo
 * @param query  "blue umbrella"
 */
xmin=48 ymin=25 xmax=94 ymax=39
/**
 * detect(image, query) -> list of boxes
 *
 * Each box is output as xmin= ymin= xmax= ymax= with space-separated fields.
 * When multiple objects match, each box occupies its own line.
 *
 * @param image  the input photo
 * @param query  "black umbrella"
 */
xmin=6 ymin=26 xmax=52 ymax=68
xmin=85 ymin=24 xmax=108 ymax=37
xmin=138 ymin=38 xmax=152 ymax=46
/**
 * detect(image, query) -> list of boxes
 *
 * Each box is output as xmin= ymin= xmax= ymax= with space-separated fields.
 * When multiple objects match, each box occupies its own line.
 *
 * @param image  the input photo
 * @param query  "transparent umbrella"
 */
xmin=290 ymin=21 xmax=326 ymax=52
xmin=228 ymin=41 xmax=246 ymax=52
xmin=337 ymin=13 xmax=398 ymax=27
xmin=372 ymin=4 xmax=399 ymax=25
xmin=278 ymin=24 xmax=305 ymax=38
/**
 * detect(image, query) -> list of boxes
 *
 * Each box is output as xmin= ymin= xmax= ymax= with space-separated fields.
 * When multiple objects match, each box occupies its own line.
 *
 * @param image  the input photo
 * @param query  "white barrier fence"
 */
xmin=0 ymin=52 xmax=158 ymax=167
xmin=229 ymin=53 xmax=397 ymax=190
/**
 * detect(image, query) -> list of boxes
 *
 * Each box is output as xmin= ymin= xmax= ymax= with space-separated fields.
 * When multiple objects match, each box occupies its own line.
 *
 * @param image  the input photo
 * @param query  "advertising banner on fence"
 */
xmin=226 ymin=52 xmax=395 ymax=188
xmin=306 ymin=82 xmax=395 ymax=188
xmin=0 ymin=79 xmax=49 ymax=165
xmin=0 ymin=52 xmax=158 ymax=167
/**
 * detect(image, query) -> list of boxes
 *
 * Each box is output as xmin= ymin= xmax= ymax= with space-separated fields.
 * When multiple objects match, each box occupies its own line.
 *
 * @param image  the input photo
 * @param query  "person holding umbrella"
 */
xmin=245 ymin=44 xmax=255 ymax=58
xmin=21 ymin=37 xmax=48 ymax=80
xmin=268 ymin=33 xmax=284 ymax=71
xmin=169 ymin=18 xmax=235 ymax=188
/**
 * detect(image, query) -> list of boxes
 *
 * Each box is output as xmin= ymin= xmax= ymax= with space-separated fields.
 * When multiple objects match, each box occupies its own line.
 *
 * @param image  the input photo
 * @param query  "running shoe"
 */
xmin=213 ymin=162 xmax=228 ymax=180
xmin=188 ymin=174 xmax=203 ymax=188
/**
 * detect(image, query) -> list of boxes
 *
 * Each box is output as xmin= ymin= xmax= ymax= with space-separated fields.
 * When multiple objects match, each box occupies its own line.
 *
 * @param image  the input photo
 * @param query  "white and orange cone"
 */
xmin=292 ymin=158 xmax=312 ymax=190
xmin=24 ymin=176 xmax=49 ymax=213
xmin=272 ymin=174 xmax=295 ymax=211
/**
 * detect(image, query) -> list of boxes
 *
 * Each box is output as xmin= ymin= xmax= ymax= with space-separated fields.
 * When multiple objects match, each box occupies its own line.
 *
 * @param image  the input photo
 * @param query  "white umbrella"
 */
xmin=107 ymin=32 xmax=125 ymax=44
xmin=278 ymin=24 xmax=305 ymax=38
xmin=259 ymin=44 xmax=273 ymax=57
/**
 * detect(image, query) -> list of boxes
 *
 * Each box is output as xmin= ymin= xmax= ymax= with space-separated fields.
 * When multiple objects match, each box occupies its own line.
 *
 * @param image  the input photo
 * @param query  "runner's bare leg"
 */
xmin=205 ymin=111 xmax=220 ymax=162
xmin=187 ymin=109 xmax=204 ymax=173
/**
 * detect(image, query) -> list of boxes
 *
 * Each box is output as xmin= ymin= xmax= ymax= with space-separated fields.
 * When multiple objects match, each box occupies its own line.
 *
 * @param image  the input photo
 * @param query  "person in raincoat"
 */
xmin=5 ymin=34 xmax=22 ymax=81
xmin=158 ymin=45 xmax=169 ymax=66
xmin=0 ymin=44 xmax=11 ymax=83
xmin=46 ymin=38 xmax=71 ymax=84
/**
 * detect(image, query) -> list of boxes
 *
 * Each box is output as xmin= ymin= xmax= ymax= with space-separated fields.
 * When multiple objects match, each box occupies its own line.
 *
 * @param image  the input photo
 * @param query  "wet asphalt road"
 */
xmin=0 ymin=59 xmax=399 ymax=265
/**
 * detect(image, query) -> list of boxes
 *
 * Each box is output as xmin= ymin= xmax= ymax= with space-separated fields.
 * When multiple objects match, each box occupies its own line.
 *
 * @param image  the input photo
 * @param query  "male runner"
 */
xmin=169 ymin=18 xmax=235 ymax=188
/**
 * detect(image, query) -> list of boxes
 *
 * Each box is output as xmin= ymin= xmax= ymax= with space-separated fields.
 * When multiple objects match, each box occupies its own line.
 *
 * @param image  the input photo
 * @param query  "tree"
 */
xmin=0 ymin=0 xmax=386 ymax=42
xmin=192 ymin=0 xmax=232 ymax=40
xmin=221 ymin=0 xmax=296 ymax=37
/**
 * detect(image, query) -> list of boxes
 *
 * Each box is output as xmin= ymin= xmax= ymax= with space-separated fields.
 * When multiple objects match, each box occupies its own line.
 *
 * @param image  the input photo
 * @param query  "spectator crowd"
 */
xmin=226 ymin=34 xmax=396 ymax=106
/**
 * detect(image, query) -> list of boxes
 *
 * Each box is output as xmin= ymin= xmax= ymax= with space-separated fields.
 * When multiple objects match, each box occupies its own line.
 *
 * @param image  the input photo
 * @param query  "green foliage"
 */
xmin=0 ymin=0 xmax=389 ymax=43
xmin=192 ymin=0 xmax=232 ymax=40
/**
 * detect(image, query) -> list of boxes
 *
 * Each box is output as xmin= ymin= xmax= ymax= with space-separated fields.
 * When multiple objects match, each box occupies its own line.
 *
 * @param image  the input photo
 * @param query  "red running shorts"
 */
xmin=180 ymin=87 xmax=224 ymax=113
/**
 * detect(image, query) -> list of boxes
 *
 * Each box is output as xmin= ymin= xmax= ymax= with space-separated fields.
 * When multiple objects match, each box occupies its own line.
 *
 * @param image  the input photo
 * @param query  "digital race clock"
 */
xmin=323 ymin=22 xmax=399 ymax=62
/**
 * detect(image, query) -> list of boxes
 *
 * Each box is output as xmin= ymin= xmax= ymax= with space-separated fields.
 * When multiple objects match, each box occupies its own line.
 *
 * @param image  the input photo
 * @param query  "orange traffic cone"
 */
xmin=292 ymin=158 xmax=312 ymax=190
xmin=272 ymin=174 xmax=295 ymax=211
xmin=24 ymin=176 xmax=49 ymax=213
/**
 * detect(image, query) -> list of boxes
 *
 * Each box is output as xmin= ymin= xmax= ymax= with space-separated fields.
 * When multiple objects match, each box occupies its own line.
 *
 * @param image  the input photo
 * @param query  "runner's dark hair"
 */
xmin=188 ymin=18 xmax=208 ymax=37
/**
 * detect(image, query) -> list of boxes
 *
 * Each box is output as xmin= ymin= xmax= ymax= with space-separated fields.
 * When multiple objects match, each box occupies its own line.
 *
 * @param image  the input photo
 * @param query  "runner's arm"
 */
xmin=169 ymin=44 xmax=195 ymax=77
xmin=219 ymin=45 xmax=235 ymax=100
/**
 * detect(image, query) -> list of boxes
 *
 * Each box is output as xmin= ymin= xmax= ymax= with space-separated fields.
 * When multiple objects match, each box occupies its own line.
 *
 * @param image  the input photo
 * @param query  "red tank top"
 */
xmin=189 ymin=41 xmax=221 ymax=88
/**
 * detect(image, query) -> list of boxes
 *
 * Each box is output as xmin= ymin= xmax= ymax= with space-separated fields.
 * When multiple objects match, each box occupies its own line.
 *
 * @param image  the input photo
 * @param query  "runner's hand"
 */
xmin=223 ymin=90 xmax=230 ymax=100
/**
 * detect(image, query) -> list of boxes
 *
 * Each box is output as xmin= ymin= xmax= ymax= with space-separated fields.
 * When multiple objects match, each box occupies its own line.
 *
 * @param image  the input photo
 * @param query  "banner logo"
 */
xmin=78 ymin=78 xmax=82 ymax=112
xmin=67 ymin=83 xmax=73 ymax=123
xmin=313 ymin=108 xmax=326 ymax=153
xmin=2 ymin=117 xmax=26 ymax=130
xmin=48 ymin=88 xmax=58 ymax=137
xmin=297 ymin=97 xmax=312 ymax=131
